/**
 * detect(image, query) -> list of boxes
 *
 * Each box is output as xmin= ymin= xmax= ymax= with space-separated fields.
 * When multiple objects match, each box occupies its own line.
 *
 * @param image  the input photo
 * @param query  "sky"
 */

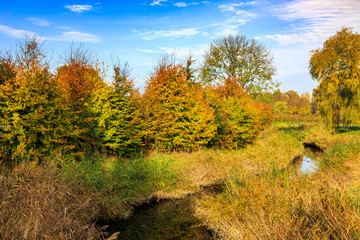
xmin=1 ymin=0 xmax=360 ymax=94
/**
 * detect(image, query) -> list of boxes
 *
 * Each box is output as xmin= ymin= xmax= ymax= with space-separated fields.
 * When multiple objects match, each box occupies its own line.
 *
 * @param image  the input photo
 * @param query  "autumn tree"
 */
xmin=0 ymin=36 xmax=76 ymax=162
xmin=205 ymin=78 xmax=272 ymax=149
xmin=201 ymin=34 xmax=277 ymax=94
xmin=309 ymin=27 xmax=360 ymax=126
xmin=141 ymin=59 xmax=217 ymax=151
xmin=55 ymin=45 xmax=107 ymax=154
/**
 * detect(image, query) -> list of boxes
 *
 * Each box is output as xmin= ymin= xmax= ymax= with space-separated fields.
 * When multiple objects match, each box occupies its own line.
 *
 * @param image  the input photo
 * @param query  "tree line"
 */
xmin=2 ymin=26 xmax=358 ymax=162
xmin=0 ymin=35 xmax=275 ymax=163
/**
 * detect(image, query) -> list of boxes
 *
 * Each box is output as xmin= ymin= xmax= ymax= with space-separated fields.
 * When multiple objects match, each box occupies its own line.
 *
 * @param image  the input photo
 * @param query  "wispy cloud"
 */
xmin=57 ymin=31 xmax=101 ymax=43
xmin=0 ymin=24 xmax=101 ymax=43
xmin=0 ymin=24 xmax=38 ymax=38
xmin=157 ymin=45 xmax=207 ymax=59
xmin=150 ymin=0 xmax=167 ymax=6
xmin=64 ymin=4 xmax=93 ymax=13
xmin=174 ymin=2 xmax=188 ymax=7
xmin=139 ymin=28 xmax=200 ymax=40
xmin=136 ymin=48 xmax=162 ymax=53
xmin=173 ymin=2 xmax=200 ymax=7
xmin=26 ymin=17 xmax=52 ymax=27
xmin=219 ymin=2 xmax=256 ymax=17
xmin=267 ymin=0 xmax=360 ymax=45
xmin=214 ymin=2 xmax=257 ymax=36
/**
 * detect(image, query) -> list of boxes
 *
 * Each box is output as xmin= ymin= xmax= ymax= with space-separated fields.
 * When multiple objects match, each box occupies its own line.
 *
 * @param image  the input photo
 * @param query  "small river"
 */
xmin=108 ymin=197 xmax=212 ymax=240
xmin=105 ymin=185 xmax=222 ymax=240
xmin=105 ymin=146 xmax=322 ymax=239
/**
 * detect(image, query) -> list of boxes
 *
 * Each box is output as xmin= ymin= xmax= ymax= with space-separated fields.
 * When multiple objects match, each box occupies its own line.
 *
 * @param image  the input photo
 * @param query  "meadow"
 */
xmin=1 ymin=121 xmax=360 ymax=239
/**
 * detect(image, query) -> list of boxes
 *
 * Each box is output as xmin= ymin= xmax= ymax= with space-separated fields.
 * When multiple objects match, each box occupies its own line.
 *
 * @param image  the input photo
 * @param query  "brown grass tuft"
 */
xmin=0 ymin=162 xmax=105 ymax=240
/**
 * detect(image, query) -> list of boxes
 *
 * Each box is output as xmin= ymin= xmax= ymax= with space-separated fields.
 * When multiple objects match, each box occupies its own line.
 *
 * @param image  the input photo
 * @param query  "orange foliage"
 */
xmin=55 ymin=61 xmax=104 ymax=107
xmin=141 ymin=64 xmax=217 ymax=151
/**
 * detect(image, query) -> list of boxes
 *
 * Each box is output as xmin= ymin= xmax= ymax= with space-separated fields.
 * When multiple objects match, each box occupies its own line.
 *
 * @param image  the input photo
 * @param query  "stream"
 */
xmin=104 ymin=146 xmax=322 ymax=239
xmin=105 ymin=185 xmax=222 ymax=240
xmin=292 ymin=146 xmax=322 ymax=174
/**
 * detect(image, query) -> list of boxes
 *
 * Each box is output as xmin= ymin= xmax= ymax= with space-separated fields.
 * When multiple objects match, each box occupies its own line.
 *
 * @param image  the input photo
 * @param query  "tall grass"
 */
xmin=0 ymin=122 xmax=331 ymax=239
xmin=0 ymin=162 xmax=105 ymax=240
xmin=195 ymin=122 xmax=360 ymax=239
xmin=196 ymin=169 xmax=360 ymax=239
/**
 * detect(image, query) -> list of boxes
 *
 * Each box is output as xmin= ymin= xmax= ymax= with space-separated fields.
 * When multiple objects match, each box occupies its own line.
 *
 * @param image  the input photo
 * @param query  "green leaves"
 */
xmin=309 ymin=27 xmax=360 ymax=127
xmin=201 ymin=34 xmax=277 ymax=94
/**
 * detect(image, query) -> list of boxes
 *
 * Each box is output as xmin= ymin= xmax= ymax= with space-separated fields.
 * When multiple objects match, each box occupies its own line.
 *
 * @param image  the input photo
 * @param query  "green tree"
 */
xmin=101 ymin=62 xmax=143 ymax=156
xmin=201 ymin=34 xmax=277 ymax=94
xmin=309 ymin=27 xmax=360 ymax=126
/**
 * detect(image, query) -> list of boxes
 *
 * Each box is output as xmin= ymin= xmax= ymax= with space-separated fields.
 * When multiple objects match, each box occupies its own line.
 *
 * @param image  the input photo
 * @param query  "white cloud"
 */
xmin=64 ymin=4 xmax=93 ymax=13
xmin=58 ymin=31 xmax=101 ymax=43
xmin=174 ymin=2 xmax=188 ymax=7
xmin=219 ymin=3 xmax=257 ymax=18
xmin=26 ymin=17 xmax=52 ymax=27
xmin=150 ymin=0 xmax=167 ymax=6
xmin=173 ymin=2 xmax=200 ymax=7
xmin=216 ymin=24 xmax=242 ymax=36
xmin=211 ymin=2 xmax=257 ymax=37
xmin=136 ymin=48 xmax=162 ymax=53
xmin=139 ymin=28 xmax=200 ymax=40
xmin=0 ymin=24 xmax=38 ymax=38
xmin=267 ymin=0 xmax=360 ymax=45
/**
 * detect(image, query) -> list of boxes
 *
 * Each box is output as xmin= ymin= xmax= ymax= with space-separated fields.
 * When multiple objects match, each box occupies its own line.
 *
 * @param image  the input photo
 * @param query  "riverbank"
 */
xmin=196 ymin=122 xmax=360 ymax=239
xmin=2 ymin=122 xmax=359 ymax=239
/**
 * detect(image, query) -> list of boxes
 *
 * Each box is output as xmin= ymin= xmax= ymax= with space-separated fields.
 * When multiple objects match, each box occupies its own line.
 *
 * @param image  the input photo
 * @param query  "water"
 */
xmin=105 ymin=195 xmax=214 ymax=240
xmin=293 ymin=148 xmax=322 ymax=174
xmin=298 ymin=155 xmax=318 ymax=173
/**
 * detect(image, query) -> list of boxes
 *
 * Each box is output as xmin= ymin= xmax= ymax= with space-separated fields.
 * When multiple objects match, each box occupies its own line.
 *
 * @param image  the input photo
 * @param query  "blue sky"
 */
xmin=1 ymin=0 xmax=360 ymax=94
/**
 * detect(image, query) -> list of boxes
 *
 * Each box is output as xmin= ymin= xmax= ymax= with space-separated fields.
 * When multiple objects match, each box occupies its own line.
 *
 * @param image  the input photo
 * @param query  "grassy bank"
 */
xmin=2 ymin=122 xmax=347 ymax=239
xmin=196 ymin=122 xmax=360 ymax=239
xmin=0 ymin=122 xmax=302 ymax=239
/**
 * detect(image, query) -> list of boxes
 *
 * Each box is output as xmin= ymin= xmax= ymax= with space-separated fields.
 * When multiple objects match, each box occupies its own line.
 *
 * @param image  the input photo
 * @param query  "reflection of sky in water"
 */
xmin=299 ymin=155 xmax=318 ymax=174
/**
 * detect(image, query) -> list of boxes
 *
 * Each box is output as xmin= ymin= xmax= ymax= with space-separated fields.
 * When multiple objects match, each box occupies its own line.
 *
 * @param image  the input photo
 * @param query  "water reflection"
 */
xmin=293 ymin=148 xmax=322 ymax=174
xmin=299 ymin=155 xmax=318 ymax=173
xmin=107 ymin=197 xmax=212 ymax=240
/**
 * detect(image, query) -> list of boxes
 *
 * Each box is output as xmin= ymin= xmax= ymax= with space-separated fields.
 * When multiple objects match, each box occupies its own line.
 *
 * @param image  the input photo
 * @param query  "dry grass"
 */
xmin=195 ymin=122 xmax=360 ymax=239
xmin=0 ymin=122 xmax=334 ymax=239
xmin=0 ymin=162 xmax=106 ymax=240
xmin=196 ymin=170 xmax=360 ymax=239
xmin=146 ymin=123 xmax=303 ymax=191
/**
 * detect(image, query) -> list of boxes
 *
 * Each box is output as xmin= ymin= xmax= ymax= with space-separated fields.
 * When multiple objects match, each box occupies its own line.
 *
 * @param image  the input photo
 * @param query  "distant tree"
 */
xmin=309 ymin=27 xmax=360 ymax=126
xmin=201 ymin=34 xmax=277 ymax=94
xmin=274 ymin=101 xmax=287 ymax=114
xmin=273 ymin=89 xmax=287 ymax=102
